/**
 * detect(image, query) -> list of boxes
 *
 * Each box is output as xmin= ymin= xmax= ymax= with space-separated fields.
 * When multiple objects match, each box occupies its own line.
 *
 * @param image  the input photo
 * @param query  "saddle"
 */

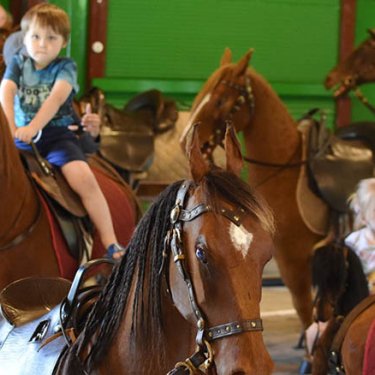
xmin=20 ymin=148 xmax=89 ymax=261
xmin=78 ymin=88 xmax=178 ymax=186
xmin=304 ymin=110 xmax=374 ymax=213
xmin=0 ymin=259 xmax=114 ymax=375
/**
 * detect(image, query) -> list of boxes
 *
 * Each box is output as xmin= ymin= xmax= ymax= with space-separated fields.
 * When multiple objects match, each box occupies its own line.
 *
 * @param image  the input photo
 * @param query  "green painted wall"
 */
xmin=0 ymin=1 xmax=10 ymax=10
xmin=93 ymin=0 xmax=339 ymax=128
xmin=352 ymin=0 xmax=375 ymax=123
xmin=51 ymin=0 xmax=88 ymax=96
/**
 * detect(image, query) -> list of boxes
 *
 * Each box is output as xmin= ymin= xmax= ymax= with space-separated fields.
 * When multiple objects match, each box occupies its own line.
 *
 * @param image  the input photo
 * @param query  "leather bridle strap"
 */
xmin=354 ymin=87 xmax=375 ymax=115
xmin=206 ymin=319 xmax=263 ymax=341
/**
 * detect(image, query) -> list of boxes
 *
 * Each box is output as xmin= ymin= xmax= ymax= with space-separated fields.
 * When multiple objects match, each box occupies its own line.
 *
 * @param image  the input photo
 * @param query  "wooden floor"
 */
xmin=262 ymin=257 xmax=305 ymax=374
xmin=261 ymin=286 xmax=304 ymax=374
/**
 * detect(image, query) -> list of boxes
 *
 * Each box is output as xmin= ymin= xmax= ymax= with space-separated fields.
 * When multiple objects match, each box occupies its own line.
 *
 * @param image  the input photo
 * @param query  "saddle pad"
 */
xmin=145 ymin=111 xmax=190 ymax=183
xmin=38 ymin=190 xmax=78 ymax=280
xmin=363 ymin=317 xmax=375 ymax=375
xmin=296 ymin=121 xmax=329 ymax=236
xmin=0 ymin=304 xmax=66 ymax=375
xmin=90 ymin=166 xmax=137 ymax=259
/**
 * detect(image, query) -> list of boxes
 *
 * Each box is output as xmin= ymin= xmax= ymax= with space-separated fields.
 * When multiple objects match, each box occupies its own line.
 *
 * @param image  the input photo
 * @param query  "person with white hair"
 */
xmin=345 ymin=178 xmax=375 ymax=293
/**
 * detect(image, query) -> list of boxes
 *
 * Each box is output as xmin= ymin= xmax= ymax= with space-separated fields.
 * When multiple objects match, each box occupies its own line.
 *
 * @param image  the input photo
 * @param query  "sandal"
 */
xmin=106 ymin=243 xmax=126 ymax=260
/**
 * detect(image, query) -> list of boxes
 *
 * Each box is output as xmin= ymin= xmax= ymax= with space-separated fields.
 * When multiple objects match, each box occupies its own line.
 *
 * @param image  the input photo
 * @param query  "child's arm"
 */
xmin=15 ymin=80 xmax=73 ymax=143
xmin=0 ymin=79 xmax=17 ymax=137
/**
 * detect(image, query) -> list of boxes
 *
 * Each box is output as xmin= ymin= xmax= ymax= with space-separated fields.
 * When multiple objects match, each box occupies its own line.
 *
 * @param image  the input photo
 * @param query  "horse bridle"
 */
xmin=201 ymin=76 xmax=255 ymax=160
xmin=199 ymin=77 xmax=307 ymax=175
xmin=165 ymin=181 xmax=263 ymax=375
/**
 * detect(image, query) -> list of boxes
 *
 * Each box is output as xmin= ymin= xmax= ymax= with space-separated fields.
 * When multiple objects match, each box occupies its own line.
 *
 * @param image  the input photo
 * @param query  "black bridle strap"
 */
xmin=168 ymin=319 xmax=264 ymax=374
xmin=207 ymin=319 xmax=263 ymax=341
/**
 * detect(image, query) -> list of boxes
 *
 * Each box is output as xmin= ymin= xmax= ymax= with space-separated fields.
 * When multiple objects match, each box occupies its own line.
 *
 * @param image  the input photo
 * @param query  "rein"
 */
xmin=166 ymin=181 xmax=263 ymax=374
xmin=353 ymin=87 xmax=375 ymax=116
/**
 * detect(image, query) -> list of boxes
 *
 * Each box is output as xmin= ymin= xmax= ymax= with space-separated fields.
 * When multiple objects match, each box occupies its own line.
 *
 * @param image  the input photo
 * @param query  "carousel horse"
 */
xmin=325 ymin=28 xmax=375 ymax=99
xmin=325 ymin=28 xmax=375 ymax=118
xmin=306 ymin=242 xmax=374 ymax=375
xmin=0 ymin=102 xmax=139 ymax=291
xmin=50 ymin=125 xmax=277 ymax=375
xmin=180 ymin=48 xmax=375 ymax=330
xmin=77 ymin=87 xmax=181 ymax=188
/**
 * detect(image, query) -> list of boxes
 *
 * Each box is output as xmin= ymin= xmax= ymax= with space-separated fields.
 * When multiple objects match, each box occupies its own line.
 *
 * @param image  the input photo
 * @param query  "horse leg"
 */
xmin=274 ymin=246 xmax=314 ymax=330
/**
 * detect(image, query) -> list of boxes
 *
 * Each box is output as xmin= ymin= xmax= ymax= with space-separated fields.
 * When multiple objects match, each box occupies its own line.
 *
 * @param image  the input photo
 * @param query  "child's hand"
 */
xmin=68 ymin=104 xmax=101 ymax=139
xmin=81 ymin=103 xmax=101 ymax=138
xmin=14 ymin=125 xmax=39 ymax=143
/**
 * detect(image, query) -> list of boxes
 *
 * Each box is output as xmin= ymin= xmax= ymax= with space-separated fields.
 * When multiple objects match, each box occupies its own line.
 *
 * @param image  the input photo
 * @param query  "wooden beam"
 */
xmin=10 ymin=0 xmax=45 ymax=26
xmin=87 ymin=0 xmax=108 ymax=86
xmin=336 ymin=0 xmax=356 ymax=127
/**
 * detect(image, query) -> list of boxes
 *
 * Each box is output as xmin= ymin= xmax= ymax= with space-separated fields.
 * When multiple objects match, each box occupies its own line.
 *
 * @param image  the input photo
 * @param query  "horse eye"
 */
xmin=216 ymin=98 xmax=225 ymax=108
xmin=195 ymin=247 xmax=208 ymax=264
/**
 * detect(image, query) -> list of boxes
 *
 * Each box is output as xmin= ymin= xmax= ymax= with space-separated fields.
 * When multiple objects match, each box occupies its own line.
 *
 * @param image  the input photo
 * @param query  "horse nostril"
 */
xmin=232 ymin=372 xmax=245 ymax=375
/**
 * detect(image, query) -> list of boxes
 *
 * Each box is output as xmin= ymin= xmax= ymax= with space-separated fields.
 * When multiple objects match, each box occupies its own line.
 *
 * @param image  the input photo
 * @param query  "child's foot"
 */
xmin=106 ymin=243 xmax=126 ymax=260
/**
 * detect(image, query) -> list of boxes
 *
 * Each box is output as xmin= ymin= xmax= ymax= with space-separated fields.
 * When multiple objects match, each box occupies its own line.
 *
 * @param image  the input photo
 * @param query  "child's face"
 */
xmin=24 ymin=21 xmax=66 ymax=69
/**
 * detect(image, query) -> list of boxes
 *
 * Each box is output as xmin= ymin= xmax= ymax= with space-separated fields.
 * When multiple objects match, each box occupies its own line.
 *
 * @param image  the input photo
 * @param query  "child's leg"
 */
xmin=61 ymin=160 xmax=121 ymax=256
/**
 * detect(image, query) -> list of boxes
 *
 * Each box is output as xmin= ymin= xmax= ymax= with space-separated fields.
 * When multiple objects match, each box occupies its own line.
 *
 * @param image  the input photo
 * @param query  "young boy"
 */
xmin=0 ymin=4 xmax=125 ymax=259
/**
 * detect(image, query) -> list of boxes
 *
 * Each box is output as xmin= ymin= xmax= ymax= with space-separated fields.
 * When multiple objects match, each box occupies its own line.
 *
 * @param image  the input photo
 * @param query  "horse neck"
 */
xmin=101 ymin=288 xmax=193 ymax=374
xmin=243 ymin=69 xmax=301 ymax=162
xmin=0 ymin=116 xmax=38 ymax=243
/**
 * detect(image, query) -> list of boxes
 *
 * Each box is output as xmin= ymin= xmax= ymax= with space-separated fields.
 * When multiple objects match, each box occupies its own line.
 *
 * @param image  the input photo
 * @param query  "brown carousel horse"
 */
xmin=0 ymin=102 xmax=140 ymax=291
xmin=180 ymin=48 xmax=329 ymax=330
xmin=325 ymin=28 xmax=375 ymax=100
xmin=52 ymin=125 xmax=277 ymax=374
xmin=307 ymin=241 xmax=374 ymax=375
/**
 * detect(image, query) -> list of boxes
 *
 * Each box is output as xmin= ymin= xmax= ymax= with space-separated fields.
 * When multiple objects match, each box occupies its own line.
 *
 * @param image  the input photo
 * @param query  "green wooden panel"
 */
xmin=351 ymin=0 xmax=375 ymax=123
xmin=0 ymin=1 xmax=10 ymax=10
xmin=50 ymin=0 xmax=88 ymax=96
xmin=94 ymin=0 xmax=340 ymax=128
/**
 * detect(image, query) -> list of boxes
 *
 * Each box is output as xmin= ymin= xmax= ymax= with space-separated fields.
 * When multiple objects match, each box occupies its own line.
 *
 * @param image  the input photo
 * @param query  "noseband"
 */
xmin=166 ymin=181 xmax=263 ymax=374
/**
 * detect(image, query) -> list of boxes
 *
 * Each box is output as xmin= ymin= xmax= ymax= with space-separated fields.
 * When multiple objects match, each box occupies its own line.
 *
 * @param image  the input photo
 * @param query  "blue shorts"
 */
xmin=15 ymin=126 xmax=87 ymax=167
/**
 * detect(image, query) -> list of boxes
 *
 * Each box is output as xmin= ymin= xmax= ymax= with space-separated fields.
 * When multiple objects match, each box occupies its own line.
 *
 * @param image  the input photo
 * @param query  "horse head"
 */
xmin=168 ymin=124 xmax=275 ymax=374
xmin=325 ymin=28 xmax=375 ymax=97
xmin=181 ymin=48 xmax=255 ymax=160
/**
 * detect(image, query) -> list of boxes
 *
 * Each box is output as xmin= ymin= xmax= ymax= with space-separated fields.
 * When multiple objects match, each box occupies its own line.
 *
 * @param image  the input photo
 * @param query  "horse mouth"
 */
xmin=332 ymin=83 xmax=349 ymax=98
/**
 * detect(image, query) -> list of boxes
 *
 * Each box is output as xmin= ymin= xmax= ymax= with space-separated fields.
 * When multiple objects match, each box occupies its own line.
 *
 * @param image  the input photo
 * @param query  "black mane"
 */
xmin=312 ymin=241 xmax=369 ymax=319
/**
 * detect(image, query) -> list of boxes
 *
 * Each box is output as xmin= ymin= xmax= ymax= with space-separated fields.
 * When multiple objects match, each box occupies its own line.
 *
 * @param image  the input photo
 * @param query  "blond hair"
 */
xmin=21 ymin=3 xmax=70 ymax=42
xmin=349 ymin=178 xmax=375 ymax=229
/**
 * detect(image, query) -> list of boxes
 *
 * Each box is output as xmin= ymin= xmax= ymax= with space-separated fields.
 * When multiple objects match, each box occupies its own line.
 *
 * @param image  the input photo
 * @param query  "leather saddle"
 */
xmin=20 ymin=148 xmax=89 ymax=261
xmin=304 ymin=110 xmax=374 ymax=213
xmin=0 ymin=259 xmax=114 ymax=375
xmin=78 ymin=88 xmax=178 ymax=185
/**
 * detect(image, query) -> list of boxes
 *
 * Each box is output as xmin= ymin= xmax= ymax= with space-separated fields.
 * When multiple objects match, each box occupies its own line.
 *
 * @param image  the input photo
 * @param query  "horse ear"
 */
xmin=187 ymin=123 xmax=210 ymax=182
xmin=368 ymin=28 xmax=375 ymax=39
xmin=220 ymin=48 xmax=232 ymax=65
xmin=225 ymin=124 xmax=243 ymax=176
xmin=234 ymin=49 xmax=254 ymax=76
